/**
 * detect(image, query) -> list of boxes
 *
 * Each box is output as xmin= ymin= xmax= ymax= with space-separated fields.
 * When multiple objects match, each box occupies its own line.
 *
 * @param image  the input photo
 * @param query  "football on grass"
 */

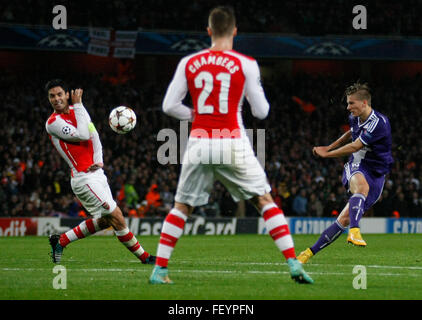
xmin=109 ymin=106 xmax=137 ymax=134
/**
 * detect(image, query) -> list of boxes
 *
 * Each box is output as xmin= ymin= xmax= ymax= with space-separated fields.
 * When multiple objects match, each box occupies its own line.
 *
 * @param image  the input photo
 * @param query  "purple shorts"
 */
xmin=342 ymin=162 xmax=386 ymax=211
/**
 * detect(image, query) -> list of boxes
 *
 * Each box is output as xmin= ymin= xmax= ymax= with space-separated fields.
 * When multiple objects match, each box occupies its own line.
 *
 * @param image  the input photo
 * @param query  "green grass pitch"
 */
xmin=1 ymin=234 xmax=421 ymax=300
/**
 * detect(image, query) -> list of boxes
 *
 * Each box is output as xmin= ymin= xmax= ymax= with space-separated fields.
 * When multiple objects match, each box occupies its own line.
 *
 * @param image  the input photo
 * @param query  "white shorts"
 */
xmin=175 ymin=137 xmax=271 ymax=207
xmin=70 ymin=169 xmax=117 ymax=218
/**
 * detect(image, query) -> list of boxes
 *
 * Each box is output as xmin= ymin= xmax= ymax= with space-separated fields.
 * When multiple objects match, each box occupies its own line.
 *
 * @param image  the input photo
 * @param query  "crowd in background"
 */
xmin=1 ymin=0 xmax=422 ymax=36
xmin=1 ymin=67 xmax=422 ymax=219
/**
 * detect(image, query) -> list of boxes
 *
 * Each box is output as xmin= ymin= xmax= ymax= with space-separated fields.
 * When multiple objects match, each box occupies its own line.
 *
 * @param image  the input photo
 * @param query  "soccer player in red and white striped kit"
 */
xmin=45 ymin=79 xmax=154 ymax=265
xmin=149 ymin=6 xmax=313 ymax=284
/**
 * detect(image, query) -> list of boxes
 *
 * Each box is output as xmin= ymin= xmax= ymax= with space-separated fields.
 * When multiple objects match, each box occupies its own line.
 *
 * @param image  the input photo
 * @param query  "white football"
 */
xmin=109 ymin=106 xmax=137 ymax=134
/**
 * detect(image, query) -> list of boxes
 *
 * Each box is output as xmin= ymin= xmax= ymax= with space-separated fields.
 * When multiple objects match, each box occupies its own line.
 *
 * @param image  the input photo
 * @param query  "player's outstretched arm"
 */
xmin=72 ymin=89 xmax=104 ymax=171
xmin=312 ymin=130 xmax=352 ymax=157
xmin=71 ymin=88 xmax=91 ymax=140
xmin=313 ymin=138 xmax=363 ymax=158
xmin=327 ymin=130 xmax=352 ymax=151
xmin=71 ymin=88 xmax=83 ymax=104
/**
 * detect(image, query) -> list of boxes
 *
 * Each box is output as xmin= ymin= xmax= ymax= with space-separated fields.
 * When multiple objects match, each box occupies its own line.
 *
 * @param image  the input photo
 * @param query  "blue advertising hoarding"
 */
xmin=1 ymin=24 xmax=422 ymax=60
xmin=387 ymin=218 xmax=422 ymax=234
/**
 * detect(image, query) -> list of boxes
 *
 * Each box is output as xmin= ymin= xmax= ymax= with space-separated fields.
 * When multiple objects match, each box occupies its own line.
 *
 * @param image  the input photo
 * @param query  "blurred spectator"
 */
xmin=308 ymin=193 xmax=323 ymax=217
xmin=324 ymin=192 xmax=340 ymax=217
xmin=160 ymin=185 xmax=174 ymax=211
xmin=292 ymin=189 xmax=308 ymax=216
xmin=67 ymin=197 xmax=82 ymax=217
xmin=24 ymin=202 xmax=40 ymax=216
xmin=393 ymin=192 xmax=410 ymax=218
xmin=373 ymin=189 xmax=394 ymax=217
xmin=270 ymin=185 xmax=283 ymax=209
xmin=145 ymin=183 xmax=163 ymax=215
xmin=136 ymin=200 xmax=149 ymax=218
xmin=124 ymin=178 xmax=140 ymax=209
xmin=409 ymin=191 xmax=422 ymax=218
xmin=203 ymin=194 xmax=221 ymax=217
xmin=219 ymin=190 xmax=237 ymax=217
xmin=277 ymin=182 xmax=292 ymax=213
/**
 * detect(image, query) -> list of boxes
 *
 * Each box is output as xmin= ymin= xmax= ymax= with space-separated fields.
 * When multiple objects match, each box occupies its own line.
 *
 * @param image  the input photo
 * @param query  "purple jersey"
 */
xmin=349 ymin=109 xmax=393 ymax=176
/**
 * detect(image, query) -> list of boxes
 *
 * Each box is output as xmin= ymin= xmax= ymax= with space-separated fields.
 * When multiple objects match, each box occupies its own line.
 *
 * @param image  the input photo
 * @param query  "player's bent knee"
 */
xmin=350 ymin=174 xmax=370 ymax=197
xmin=97 ymin=216 xmax=111 ymax=229
xmin=174 ymin=202 xmax=194 ymax=216
xmin=108 ymin=207 xmax=127 ymax=230
xmin=352 ymin=187 xmax=369 ymax=198
xmin=251 ymin=193 xmax=273 ymax=211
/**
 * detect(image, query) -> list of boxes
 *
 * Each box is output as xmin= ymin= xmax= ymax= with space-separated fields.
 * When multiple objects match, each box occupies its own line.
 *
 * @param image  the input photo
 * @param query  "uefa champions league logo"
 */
xmin=38 ymin=34 xmax=84 ymax=48
xmin=305 ymin=42 xmax=351 ymax=56
xmin=62 ymin=126 xmax=71 ymax=135
xmin=171 ymin=39 xmax=209 ymax=52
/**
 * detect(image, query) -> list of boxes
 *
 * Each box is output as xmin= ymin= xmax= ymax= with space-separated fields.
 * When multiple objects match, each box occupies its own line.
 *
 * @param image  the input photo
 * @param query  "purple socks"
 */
xmin=310 ymin=220 xmax=346 ymax=254
xmin=348 ymin=193 xmax=366 ymax=228
xmin=310 ymin=193 xmax=366 ymax=255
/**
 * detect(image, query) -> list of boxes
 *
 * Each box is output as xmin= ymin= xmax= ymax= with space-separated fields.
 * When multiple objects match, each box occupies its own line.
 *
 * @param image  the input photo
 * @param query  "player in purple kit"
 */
xmin=298 ymin=82 xmax=393 ymax=264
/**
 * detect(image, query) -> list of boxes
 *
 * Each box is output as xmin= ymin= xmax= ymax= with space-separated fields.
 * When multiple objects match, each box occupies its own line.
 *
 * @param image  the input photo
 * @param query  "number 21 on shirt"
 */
xmin=194 ymin=71 xmax=231 ymax=114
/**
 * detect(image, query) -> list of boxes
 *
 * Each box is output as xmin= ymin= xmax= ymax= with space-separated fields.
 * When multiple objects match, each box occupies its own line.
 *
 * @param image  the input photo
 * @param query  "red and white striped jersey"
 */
xmin=163 ymin=49 xmax=269 ymax=138
xmin=45 ymin=103 xmax=103 ymax=177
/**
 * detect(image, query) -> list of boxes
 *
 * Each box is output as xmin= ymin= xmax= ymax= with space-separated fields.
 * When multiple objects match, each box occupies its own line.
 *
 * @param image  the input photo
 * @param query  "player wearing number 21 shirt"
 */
xmin=149 ymin=6 xmax=313 ymax=285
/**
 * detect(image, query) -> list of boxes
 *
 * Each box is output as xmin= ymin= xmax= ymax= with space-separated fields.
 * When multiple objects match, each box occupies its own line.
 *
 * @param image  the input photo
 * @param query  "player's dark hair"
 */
xmin=344 ymin=81 xmax=371 ymax=105
xmin=208 ymin=6 xmax=236 ymax=38
xmin=45 ymin=79 xmax=69 ymax=94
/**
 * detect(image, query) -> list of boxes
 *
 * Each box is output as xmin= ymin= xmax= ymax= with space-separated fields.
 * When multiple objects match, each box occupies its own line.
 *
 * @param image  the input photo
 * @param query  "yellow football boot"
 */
xmin=297 ymin=248 xmax=314 ymax=264
xmin=347 ymin=227 xmax=367 ymax=247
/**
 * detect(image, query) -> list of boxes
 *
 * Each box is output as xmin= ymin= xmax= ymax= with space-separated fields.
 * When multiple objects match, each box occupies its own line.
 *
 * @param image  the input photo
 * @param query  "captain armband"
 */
xmin=88 ymin=122 xmax=97 ymax=133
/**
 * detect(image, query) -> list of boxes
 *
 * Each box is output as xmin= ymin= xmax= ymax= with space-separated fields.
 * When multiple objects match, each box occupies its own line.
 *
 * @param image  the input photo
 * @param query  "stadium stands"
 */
xmin=1 ymin=1 xmax=421 ymax=218
xmin=1 ymin=0 xmax=422 ymax=36
xmin=0 ymin=68 xmax=421 ymax=218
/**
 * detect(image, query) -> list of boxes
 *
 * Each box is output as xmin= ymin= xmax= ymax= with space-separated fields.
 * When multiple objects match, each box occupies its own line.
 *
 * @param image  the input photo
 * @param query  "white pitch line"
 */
xmin=1 ymin=267 xmax=421 ymax=277
xmin=116 ymin=259 xmax=422 ymax=271
xmin=299 ymin=263 xmax=422 ymax=271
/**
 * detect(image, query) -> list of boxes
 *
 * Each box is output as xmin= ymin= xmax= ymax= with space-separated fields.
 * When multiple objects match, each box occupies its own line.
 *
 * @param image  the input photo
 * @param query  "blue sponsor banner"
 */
xmin=1 ymin=24 xmax=422 ymax=60
xmin=289 ymin=217 xmax=339 ymax=235
xmin=387 ymin=218 xmax=422 ymax=234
